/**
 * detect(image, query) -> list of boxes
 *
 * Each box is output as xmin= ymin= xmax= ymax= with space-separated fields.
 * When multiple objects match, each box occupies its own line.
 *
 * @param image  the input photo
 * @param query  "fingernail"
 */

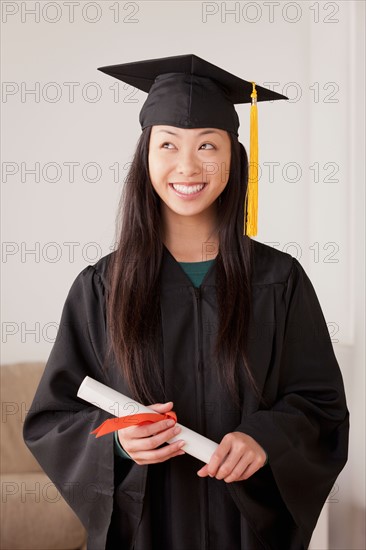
xmin=167 ymin=419 xmax=175 ymax=427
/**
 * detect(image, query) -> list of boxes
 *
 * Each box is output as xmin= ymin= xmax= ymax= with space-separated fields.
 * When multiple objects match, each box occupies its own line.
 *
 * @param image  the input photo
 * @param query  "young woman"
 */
xmin=23 ymin=54 xmax=349 ymax=550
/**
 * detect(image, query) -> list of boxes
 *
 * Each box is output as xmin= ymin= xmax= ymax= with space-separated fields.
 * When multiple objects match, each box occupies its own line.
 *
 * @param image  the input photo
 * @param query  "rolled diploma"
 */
xmin=77 ymin=376 xmax=219 ymax=464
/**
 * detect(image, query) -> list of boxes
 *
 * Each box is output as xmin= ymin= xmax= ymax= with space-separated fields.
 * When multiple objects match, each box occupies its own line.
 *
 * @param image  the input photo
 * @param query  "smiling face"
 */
xmin=148 ymin=125 xmax=231 ymax=227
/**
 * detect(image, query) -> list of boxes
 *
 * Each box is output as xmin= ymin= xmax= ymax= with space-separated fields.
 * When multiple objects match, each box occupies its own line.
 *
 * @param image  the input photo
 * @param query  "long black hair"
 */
xmin=105 ymin=126 xmax=256 ymax=409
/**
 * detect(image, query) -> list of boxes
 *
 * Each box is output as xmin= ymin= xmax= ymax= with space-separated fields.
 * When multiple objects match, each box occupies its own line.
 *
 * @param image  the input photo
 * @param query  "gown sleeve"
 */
xmin=233 ymin=257 xmax=349 ymax=547
xmin=23 ymin=264 xmax=134 ymax=548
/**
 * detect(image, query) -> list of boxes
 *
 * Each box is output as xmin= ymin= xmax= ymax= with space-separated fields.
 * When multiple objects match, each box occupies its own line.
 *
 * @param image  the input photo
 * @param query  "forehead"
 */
xmin=151 ymin=126 xmax=228 ymax=138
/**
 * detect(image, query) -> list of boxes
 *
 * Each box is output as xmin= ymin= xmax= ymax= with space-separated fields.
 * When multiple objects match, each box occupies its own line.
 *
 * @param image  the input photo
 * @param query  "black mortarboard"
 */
xmin=97 ymin=53 xmax=287 ymax=136
xmin=97 ymin=54 xmax=289 ymax=236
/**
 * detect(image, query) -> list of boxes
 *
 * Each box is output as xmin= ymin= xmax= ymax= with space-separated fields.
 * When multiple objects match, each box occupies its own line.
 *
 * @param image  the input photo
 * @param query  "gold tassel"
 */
xmin=244 ymin=82 xmax=258 ymax=236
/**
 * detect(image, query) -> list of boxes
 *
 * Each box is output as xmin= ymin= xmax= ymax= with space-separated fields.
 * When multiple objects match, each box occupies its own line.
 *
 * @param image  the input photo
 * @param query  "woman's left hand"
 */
xmin=197 ymin=432 xmax=267 ymax=482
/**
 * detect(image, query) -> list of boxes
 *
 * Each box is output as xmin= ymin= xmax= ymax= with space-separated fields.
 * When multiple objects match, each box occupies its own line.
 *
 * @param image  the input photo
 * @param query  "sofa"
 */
xmin=0 ymin=362 xmax=87 ymax=550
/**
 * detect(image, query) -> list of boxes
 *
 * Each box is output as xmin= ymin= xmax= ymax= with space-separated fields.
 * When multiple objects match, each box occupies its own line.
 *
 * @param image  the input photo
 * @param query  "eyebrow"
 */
xmin=155 ymin=129 xmax=222 ymax=137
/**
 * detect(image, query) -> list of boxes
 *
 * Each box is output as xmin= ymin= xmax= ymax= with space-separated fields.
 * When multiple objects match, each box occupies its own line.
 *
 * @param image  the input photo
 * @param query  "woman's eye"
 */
xmin=161 ymin=142 xmax=215 ymax=150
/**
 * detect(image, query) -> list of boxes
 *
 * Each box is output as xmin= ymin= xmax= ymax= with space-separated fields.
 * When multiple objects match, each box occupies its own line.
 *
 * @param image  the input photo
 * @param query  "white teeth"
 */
xmin=172 ymin=183 xmax=205 ymax=194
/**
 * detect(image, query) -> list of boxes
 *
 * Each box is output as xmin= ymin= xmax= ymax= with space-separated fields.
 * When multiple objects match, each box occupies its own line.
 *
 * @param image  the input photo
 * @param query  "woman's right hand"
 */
xmin=117 ymin=401 xmax=186 ymax=465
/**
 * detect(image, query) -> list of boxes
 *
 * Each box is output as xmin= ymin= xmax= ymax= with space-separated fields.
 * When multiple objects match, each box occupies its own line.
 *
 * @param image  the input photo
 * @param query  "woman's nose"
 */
xmin=176 ymin=152 xmax=201 ymax=176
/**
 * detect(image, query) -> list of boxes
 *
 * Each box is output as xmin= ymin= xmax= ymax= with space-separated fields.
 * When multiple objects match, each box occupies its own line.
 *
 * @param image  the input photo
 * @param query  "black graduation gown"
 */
xmin=23 ymin=240 xmax=349 ymax=550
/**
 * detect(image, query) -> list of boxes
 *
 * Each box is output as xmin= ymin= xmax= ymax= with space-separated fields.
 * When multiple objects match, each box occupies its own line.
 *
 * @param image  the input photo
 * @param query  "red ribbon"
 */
xmin=91 ymin=410 xmax=177 ymax=438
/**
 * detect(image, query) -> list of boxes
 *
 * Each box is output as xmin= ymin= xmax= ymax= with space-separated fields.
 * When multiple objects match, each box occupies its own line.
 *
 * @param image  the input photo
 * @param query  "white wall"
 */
xmin=1 ymin=1 xmax=365 ymax=548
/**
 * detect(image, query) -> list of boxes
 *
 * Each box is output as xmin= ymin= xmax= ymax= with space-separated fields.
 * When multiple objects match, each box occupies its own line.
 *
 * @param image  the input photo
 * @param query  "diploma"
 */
xmin=77 ymin=376 xmax=219 ymax=464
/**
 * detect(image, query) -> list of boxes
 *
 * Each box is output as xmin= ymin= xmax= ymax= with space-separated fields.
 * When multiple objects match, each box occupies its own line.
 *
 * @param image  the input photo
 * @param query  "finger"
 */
xmin=133 ymin=439 xmax=186 ymax=464
xmin=117 ymin=418 xmax=173 ymax=448
xmin=127 ymin=423 xmax=182 ymax=454
xmin=206 ymin=440 xmax=232 ymax=477
xmin=197 ymin=464 xmax=210 ymax=477
xmin=149 ymin=401 xmax=174 ymax=411
xmin=148 ymin=404 xmax=174 ymax=433
xmin=141 ymin=449 xmax=185 ymax=465
xmin=235 ymin=457 xmax=264 ymax=481
xmin=215 ymin=457 xmax=241 ymax=481
xmin=215 ymin=450 xmax=253 ymax=481
xmin=220 ymin=455 xmax=252 ymax=483
xmin=124 ymin=416 xmax=176 ymax=440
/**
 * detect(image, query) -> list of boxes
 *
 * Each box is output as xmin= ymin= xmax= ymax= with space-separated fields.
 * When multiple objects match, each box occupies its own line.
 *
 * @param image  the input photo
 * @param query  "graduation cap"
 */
xmin=97 ymin=54 xmax=288 ymax=236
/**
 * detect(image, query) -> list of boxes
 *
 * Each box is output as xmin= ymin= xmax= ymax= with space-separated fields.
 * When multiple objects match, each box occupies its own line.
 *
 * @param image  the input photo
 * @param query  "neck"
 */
xmin=162 ymin=204 xmax=219 ymax=262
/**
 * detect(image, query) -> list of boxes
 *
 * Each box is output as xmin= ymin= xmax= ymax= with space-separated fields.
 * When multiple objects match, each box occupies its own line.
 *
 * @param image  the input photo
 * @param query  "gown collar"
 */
xmin=161 ymin=244 xmax=217 ymax=289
